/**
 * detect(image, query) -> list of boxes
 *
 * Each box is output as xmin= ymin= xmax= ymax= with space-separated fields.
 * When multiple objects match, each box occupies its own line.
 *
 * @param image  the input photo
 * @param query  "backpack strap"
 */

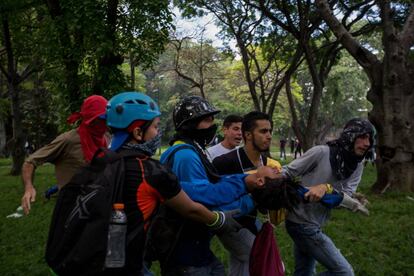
xmin=164 ymin=144 xmax=194 ymax=169
xmin=93 ymin=149 xmax=148 ymax=210
xmin=90 ymin=148 xmax=120 ymax=166
xmin=122 ymin=154 xmax=152 ymax=246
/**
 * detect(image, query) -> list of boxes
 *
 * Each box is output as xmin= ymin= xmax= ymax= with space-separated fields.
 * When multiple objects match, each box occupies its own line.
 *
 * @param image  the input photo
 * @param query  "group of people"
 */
xmin=279 ymin=137 xmax=303 ymax=160
xmin=21 ymin=91 xmax=374 ymax=276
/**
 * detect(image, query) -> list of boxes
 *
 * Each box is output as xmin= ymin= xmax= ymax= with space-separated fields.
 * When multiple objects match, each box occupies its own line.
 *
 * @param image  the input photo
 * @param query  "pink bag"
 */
xmin=249 ymin=222 xmax=285 ymax=276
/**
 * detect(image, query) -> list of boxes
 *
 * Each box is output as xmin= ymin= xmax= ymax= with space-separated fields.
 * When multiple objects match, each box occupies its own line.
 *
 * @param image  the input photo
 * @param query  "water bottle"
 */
xmin=105 ymin=203 xmax=127 ymax=268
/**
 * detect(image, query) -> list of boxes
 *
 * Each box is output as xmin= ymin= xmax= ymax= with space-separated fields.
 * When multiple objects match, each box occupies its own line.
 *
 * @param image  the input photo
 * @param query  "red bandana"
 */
xmin=67 ymin=95 xmax=108 ymax=162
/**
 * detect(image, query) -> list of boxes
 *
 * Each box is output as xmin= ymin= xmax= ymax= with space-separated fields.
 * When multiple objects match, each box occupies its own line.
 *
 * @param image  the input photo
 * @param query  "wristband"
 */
xmin=325 ymin=183 xmax=333 ymax=194
xmin=206 ymin=211 xmax=220 ymax=227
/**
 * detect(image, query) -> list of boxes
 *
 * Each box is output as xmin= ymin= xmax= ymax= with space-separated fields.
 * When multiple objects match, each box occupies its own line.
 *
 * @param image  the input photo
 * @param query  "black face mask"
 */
xmin=327 ymin=118 xmax=375 ymax=180
xmin=186 ymin=124 xmax=218 ymax=148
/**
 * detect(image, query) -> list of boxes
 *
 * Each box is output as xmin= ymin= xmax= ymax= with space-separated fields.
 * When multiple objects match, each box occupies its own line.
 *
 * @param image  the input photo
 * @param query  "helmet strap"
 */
xmin=127 ymin=119 xmax=153 ymax=143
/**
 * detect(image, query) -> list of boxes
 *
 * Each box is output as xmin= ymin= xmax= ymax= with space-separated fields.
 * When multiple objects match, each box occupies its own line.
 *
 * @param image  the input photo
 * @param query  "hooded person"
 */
xmin=156 ymin=95 xmax=280 ymax=276
xmin=21 ymin=95 xmax=109 ymax=215
xmin=104 ymin=91 xmax=242 ymax=275
xmin=282 ymin=118 xmax=374 ymax=276
xmin=67 ymin=95 xmax=109 ymax=162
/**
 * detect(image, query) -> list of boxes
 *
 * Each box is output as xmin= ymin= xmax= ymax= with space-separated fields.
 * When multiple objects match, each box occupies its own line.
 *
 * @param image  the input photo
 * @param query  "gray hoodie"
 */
xmin=283 ymin=145 xmax=363 ymax=226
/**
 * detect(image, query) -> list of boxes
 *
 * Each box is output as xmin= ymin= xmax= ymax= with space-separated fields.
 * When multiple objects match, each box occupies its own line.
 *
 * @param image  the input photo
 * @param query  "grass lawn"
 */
xmin=0 ymin=155 xmax=413 ymax=275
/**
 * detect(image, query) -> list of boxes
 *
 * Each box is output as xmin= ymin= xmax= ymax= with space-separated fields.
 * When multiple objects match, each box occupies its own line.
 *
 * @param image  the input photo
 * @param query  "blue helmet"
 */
xmin=106 ymin=91 xmax=161 ymax=129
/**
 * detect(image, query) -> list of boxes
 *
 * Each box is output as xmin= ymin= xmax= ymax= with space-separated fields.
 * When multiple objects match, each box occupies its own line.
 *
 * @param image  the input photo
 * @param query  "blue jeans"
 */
xmin=285 ymin=221 xmax=354 ymax=276
xmin=217 ymin=219 xmax=262 ymax=276
xmin=218 ymin=228 xmax=255 ymax=276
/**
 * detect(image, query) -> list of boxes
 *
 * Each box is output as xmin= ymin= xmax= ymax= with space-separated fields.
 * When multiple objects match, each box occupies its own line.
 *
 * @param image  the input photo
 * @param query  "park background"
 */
xmin=1 ymin=0 xmax=414 ymax=275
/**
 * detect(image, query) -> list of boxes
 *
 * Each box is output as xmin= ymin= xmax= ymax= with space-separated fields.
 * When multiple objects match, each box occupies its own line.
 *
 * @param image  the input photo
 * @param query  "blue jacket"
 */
xmin=160 ymin=144 xmax=255 ymax=214
xmin=296 ymin=186 xmax=343 ymax=208
xmin=159 ymin=143 xmax=255 ymax=267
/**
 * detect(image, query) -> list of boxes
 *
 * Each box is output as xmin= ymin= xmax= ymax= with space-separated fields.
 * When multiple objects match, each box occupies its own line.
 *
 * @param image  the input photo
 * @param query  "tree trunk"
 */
xmin=0 ymin=73 xmax=4 ymax=157
xmin=65 ymin=59 xmax=82 ymax=112
xmin=0 ymin=120 xmax=6 ymax=157
xmin=237 ymin=38 xmax=260 ymax=111
xmin=370 ymin=56 xmax=414 ymax=193
xmin=2 ymin=18 xmax=25 ymax=175
xmin=130 ymin=53 xmax=135 ymax=90
xmin=286 ymin=77 xmax=305 ymax=147
xmin=315 ymin=0 xmax=414 ymax=192
xmin=92 ymin=0 xmax=122 ymax=94
xmin=9 ymin=84 xmax=25 ymax=175
xmin=46 ymin=0 xmax=82 ymax=112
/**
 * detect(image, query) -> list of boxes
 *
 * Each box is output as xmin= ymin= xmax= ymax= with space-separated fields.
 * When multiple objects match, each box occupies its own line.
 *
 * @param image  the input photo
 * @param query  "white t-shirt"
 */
xmin=207 ymin=142 xmax=237 ymax=162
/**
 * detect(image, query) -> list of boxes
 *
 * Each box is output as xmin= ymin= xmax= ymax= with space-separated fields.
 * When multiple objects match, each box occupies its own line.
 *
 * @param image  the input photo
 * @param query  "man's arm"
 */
xmin=341 ymin=164 xmax=363 ymax=195
xmin=165 ymin=190 xmax=241 ymax=232
xmin=21 ymin=162 xmax=36 ymax=215
xmin=20 ymin=132 xmax=70 ymax=215
xmin=168 ymin=148 xmax=275 ymax=214
xmin=283 ymin=146 xmax=324 ymax=178
xmin=211 ymin=194 xmax=255 ymax=216
xmin=283 ymin=146 xmax=329 ymax=202
xmin=164 ymin=190 xmax=216 ymax=223
xmin=304 ymin=184 xmax=330 ymax=202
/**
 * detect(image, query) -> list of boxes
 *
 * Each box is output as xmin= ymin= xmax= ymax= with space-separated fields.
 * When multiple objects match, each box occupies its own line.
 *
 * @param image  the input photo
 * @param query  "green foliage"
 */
xmin=20 ymin=86 xmax=59 ymax=148
xmin=1 ymin=0 xmax=174 ymax=111
xmin=322 ymin=53 xmax=372 ymax=124
xmin=291 ymin=49 xmax=372 ymax=142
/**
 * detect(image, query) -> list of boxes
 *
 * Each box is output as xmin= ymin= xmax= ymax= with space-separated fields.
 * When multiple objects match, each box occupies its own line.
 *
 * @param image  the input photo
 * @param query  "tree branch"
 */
xmin=379 ymin=0 xmax=396 ymax=55
xmin=20 ymin=64 xmax=37 ymax=81
xmin=253 ymin=0 xmax=296 ymax=36
xmin=175 ymin=67 xmax=200 ymax=88
xmin=285 ymin=75 xmax=303 ymax=143
xmin=315 ymin=0 xmax=380 ymax=79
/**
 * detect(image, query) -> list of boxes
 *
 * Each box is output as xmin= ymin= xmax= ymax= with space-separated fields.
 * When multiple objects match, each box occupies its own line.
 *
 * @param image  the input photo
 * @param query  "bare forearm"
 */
xmin=165 ymin=190 xmax=216 ymax=225
xmin=181 ymin=202 xmax=216 ymax=225
xmin=21 ymin=162 xmax=37 ymax=215
xmin=22 ymin=162 xmax=35 ymax=189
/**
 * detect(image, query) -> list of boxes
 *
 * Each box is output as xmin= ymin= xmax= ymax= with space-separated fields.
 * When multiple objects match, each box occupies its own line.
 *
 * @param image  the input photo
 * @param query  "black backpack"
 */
xmin=45 ymin=149 xmax=142 ymax=276
xmin=144 ymin=145 xmax=201 ymax=266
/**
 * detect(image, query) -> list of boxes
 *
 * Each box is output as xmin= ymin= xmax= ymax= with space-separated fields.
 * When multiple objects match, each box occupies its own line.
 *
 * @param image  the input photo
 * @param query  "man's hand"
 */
xmin=245 ymin=166 xmax=281 ymax=191
xmin=21 ymin=162 xmax=37 ymax=215
xmin=207 ymin=210 xmax=242 ymax=234
xmin=21 ymin=185 xmax=36 ymax=215
xmin=340 ymin=193 xmax=369 ymax=215
xmin=353 ymin=192 xmax=369 ymax=206
xmin=304 ymin=184 xmax=328 ymax=202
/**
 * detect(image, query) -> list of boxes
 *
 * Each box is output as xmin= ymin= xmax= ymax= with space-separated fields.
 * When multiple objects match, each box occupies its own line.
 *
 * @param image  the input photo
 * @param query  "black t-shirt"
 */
xmin=122 ymin=153 xmax=181 ymax=275
xmin=213 ymin=147 xmax=268 ymax=175
xmin=213 ymin=147 xmax=268 ymax=234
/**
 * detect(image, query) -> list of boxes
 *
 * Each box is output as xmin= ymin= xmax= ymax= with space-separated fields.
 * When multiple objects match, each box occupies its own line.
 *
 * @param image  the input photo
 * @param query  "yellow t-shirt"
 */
xmin=245 ymin=157 xmax=282 ymax=174
xmin=244 ymin=157 xmax=285 ymax=226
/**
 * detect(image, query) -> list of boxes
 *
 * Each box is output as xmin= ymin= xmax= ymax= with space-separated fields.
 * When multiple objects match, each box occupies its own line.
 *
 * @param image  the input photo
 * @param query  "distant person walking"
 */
xmin=290 ymin=138 xmax=295 ymax=155
xmin=279 ymin=138 xmax=287 ymax=160
xmin=294 ymin=138 xmax=302 ymax=159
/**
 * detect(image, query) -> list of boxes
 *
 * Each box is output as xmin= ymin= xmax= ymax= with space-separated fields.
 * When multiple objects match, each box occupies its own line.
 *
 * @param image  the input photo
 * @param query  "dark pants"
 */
xmin=162 ymin=257 xmax=225 ymax=276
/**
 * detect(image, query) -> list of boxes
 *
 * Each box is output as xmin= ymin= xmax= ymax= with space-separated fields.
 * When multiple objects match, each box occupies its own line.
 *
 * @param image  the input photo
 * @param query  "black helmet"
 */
xmin=173 ymin=96 xmax=220 ymax=130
